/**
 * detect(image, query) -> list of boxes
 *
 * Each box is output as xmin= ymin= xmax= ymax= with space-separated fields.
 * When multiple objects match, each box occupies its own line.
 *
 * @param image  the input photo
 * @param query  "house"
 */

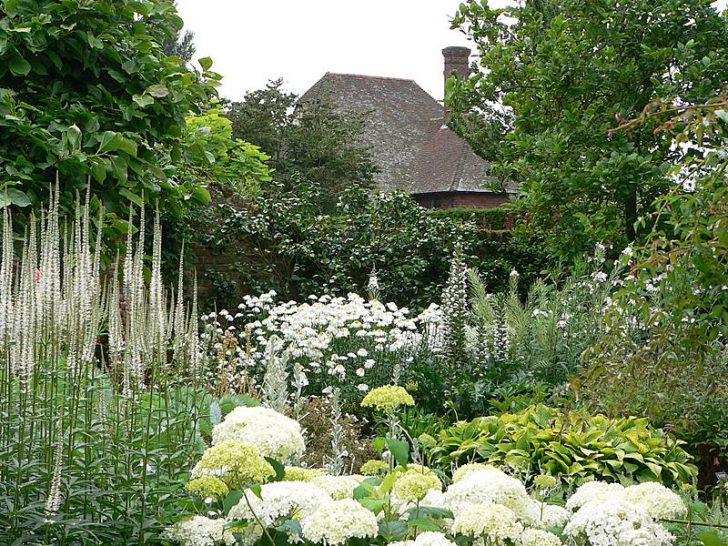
xmin=298 ymin=46 xmax=513 ymax=209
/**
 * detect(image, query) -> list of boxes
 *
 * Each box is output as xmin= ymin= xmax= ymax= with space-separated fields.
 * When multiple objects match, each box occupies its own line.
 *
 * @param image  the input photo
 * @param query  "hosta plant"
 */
xmin=427 ymin=405 xmax=696 ymax=488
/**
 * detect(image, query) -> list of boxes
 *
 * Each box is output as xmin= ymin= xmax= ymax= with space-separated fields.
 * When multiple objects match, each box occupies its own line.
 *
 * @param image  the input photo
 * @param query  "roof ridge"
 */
xmin=324 ymin=72 xmax=417 ymax=83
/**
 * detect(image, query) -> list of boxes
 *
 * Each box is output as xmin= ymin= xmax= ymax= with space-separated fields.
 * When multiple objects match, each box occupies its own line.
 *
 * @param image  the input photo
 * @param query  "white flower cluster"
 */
xmin=300 ymin=498 xmax=379 ymax=545
xmin=163 ymin=516 xmax=235 ymax=546
xmin=228 ymin=480 xmax=332 ymax=526
xmin=564 ymin=480 xmax=686 ymax=546
xmin=211 ymin=405 xmax=305 ymax=463
xmin=202 ymin=292 xmax=443 ymax=395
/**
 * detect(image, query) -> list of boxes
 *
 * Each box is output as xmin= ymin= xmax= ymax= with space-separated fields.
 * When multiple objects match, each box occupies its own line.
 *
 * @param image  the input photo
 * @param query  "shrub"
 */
xmin=427 ymin=405 xmax=696 ymax=488
xmin=190 ymin=186 xmax=550 ymax=310
xmin=164 ymin=406 xmax=687 ymax=546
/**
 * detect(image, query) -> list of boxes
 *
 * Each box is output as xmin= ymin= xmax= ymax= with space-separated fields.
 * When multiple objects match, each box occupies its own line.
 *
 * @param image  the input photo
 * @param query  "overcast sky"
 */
xmin=176 ymin=0 xmax=728 ymax=103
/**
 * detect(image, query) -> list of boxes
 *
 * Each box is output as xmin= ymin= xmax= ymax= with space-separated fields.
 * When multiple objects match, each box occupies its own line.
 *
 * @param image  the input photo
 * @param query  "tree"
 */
xmin=449 ymin=0 xmax=728 ymax=259
xmin=161 ymin=1 xmax=196 ymax=62
xmin=580 ymin=91 xmax=728 ymax=484
xmin=0 ymin=0 xmax=218 ymax=235
xmin=227 ymin=79 xmax=376 ymax=211
xmin=181 ymin=107 xmax=272 ymax=197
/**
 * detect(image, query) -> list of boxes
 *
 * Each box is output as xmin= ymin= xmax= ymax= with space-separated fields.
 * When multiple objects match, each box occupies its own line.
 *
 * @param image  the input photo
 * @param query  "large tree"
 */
xmin=161 ymin=1 xmax=196 ymax=62
xmin=0 ymin=0 xmax=218 ymax=230
xmin=227 ymin=79 xmax=376 ymax=211
xmin=449 ymin=0 xmax=728 ymax=259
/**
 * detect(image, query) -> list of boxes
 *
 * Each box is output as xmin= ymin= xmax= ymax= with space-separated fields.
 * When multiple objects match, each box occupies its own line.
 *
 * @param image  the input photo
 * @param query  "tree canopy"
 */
xmin=0 ymin=0 xmax=219 ymax=232
xmin=449 ymin=0 xmax=728 ymax=259
xmin=227 ymin=79 xmax=377 ymax=211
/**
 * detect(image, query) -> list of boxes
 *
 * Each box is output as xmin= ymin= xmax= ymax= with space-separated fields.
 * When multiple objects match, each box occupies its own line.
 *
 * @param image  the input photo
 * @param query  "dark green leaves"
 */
xmin=9 ymin=55 xmax=31 ymax=76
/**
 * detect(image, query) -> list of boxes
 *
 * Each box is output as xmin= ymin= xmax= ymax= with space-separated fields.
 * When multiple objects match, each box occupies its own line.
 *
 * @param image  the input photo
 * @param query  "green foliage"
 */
xmin=578 ymin=92 xmax=728 ymax=486
xmin=428 ymin=405 xmax=697 ymax=488
xmin=180 ymin=107 xmax=272 ymax=197
xmin=428 ymin=207 xmax=510 ymax=230
xmin=420 ymin=250 xmax=613 ymax=419
xmin=227 ymin=79 xmax=377 ymax=211
xmin=0 ymin=0 xmax=219 ymax=232
xmin=193 ymin=184 xmax=548 ymax=310
xmin=450 ymin=0 xmax=728 ymax=260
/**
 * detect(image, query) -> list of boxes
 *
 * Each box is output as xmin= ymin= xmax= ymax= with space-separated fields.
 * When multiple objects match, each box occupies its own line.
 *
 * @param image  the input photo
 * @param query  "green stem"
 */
xmin=243 ymin=489 xmax=276 ymax=546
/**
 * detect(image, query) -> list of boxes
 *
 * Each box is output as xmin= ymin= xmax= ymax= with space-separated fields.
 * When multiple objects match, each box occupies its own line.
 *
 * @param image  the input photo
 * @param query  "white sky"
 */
xmin=176 ymin=0 xmax=728 ymax=102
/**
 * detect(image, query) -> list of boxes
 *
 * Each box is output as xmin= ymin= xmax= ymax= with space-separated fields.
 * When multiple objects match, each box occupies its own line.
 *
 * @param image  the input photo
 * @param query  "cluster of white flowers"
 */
xmin=565 ymin=480 xmax=686 ymax=520
xmin=565 ymin=498 xmax=674 ymax=546
xmin=211 ymin=405 xmax=305 ymax=463
xmin=228 ymin=480 xmax=332 ymax=526
xmin=564 ymin=480 xmax=686 ymax=546
xmin=300 ymin=498 xmax=379 ymax=545
xmin=202 ymin=292 xmax=443 ymax=394
xmin=163 ymin=516 xmax=235 ymax=546
xmin=391 ymin=531 xmax=457 ymax=546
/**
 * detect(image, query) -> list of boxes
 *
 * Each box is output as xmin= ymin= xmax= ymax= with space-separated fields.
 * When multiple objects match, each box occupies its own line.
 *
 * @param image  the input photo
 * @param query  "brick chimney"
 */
xmin=442 ymin=46 xmax=471 ymax=122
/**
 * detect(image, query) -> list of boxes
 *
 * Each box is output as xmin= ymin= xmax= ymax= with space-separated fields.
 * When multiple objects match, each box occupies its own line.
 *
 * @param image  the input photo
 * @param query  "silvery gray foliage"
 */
xmin=262 ymin=335 xmax=290 ymax=413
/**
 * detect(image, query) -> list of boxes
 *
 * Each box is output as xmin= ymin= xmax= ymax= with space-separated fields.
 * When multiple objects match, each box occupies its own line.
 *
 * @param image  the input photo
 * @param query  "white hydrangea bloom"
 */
xmin=211 ymin=406 xmax=305 ymax=463
xmin=414 ymin=531 xmax=457 ymax=546
xmin=452 ymin=502 xmax=523 ymax=542
xmin=228 ymin=481 xmax=332 ymax=526
xmin=565 ymin=481 xmax=625 ymax=511
xmin=564 ymin=498 xmax=674 ymax=546
xmin=622 ymin=482 xmax=687 ymax=520
xmin=443 ymin=468 xmax=530 ymax=516
xmin=300 ymin=498 xmax=379 ymax=545
xmin=520 ymin=528 xmax=563 ymax=546
xmin=518 ymin=499 xmax=571 ymax=529
xmin=310 ymin=475 xmax=363 ymax=500
xmin=163 ymin=516 xmax=235 ymax=546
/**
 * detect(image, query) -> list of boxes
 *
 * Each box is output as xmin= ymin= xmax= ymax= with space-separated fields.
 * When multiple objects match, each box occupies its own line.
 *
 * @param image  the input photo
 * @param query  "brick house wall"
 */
xmin=413 ymin=191 xmax=510 ymax=209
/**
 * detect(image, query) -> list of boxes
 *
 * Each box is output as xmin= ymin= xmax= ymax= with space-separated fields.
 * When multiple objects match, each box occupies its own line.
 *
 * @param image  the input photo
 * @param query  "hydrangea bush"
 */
xmin=165 ymin=402 xmax=688 ymax=546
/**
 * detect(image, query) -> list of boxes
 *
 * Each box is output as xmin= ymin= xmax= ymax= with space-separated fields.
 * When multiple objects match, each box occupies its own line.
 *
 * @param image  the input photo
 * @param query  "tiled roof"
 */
xmin=298 ymin=73 xmax=504 ymax=195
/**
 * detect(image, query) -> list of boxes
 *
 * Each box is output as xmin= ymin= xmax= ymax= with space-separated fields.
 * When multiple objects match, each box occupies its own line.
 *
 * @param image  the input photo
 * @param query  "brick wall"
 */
xmin=412 ymin=191 xmax=510 ymax=209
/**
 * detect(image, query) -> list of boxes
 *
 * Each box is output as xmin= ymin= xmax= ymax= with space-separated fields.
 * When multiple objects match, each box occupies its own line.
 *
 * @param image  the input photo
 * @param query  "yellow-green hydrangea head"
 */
xmin=186 ymin=475 xmax=229 ymax=500
xmin=191 ymin=440 xmax=274 ymax=489
xmin=392 ymin=467 xmax=442 ymax=503
xmin=360 ymin=385 xmax=414 ymax=412
xmin=533 ymin=474 xmax=558 ymax=491
xmin=283 ymin=466 xmax=328 ymax=482
xmin=360 ymin=459 xmax=390 ymax=477
xmin=452 ymin=463 xmax=497 ymax=483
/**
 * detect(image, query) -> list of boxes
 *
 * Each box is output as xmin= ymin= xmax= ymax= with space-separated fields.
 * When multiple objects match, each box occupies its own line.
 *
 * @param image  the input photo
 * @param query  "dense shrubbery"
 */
xmin=426 ymin=405 xmax=696 ymax=488
xmin=191 ymin=185 xmax=549 ymax=310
